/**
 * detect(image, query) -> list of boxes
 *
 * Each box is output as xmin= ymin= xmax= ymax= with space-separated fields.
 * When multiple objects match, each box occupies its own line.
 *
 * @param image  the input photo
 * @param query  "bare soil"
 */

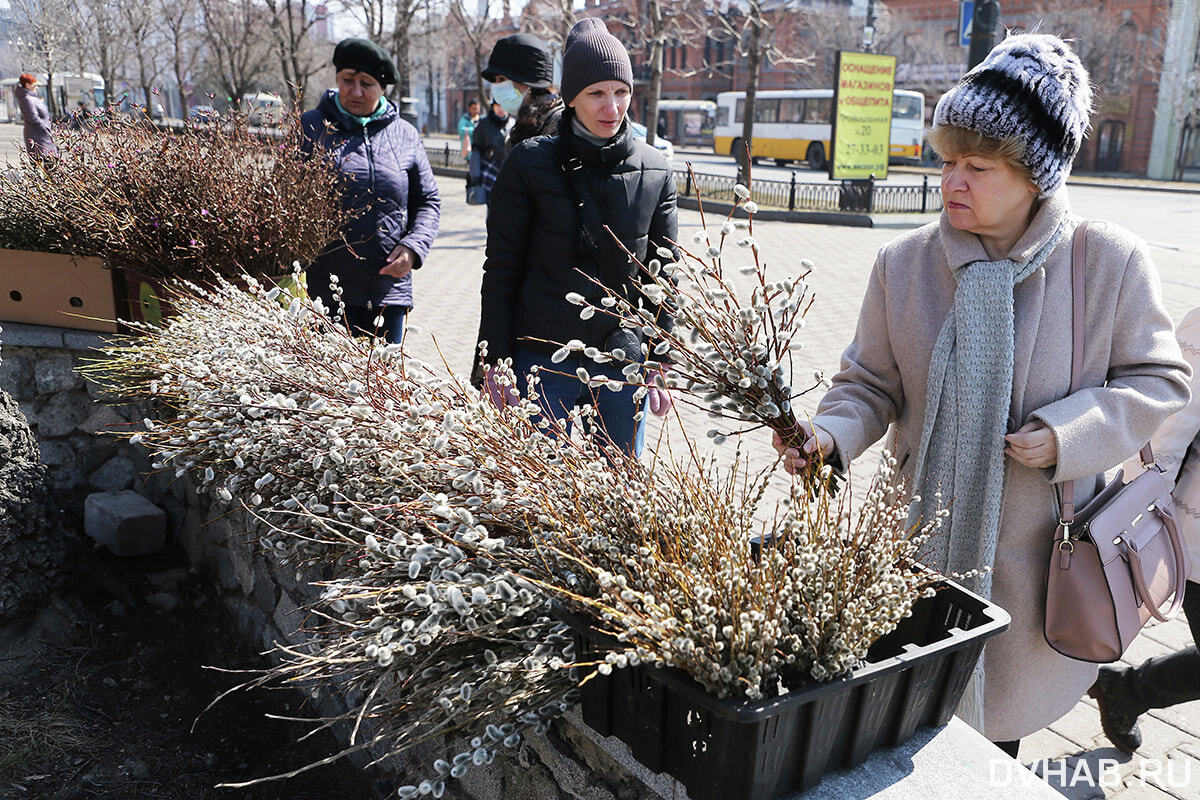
xmin=0 ymin=538 xmax=385 ymax=800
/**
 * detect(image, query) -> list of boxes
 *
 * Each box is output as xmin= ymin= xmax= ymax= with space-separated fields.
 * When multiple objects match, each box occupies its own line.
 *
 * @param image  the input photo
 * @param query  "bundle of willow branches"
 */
xmin=0 ymin=111 xmax=350 ymax=282
xmin=85 ymin=242 xmax=943 ymax=793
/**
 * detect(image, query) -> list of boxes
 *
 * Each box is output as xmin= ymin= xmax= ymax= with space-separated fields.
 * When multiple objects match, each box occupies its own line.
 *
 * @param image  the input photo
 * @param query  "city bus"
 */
xmin=1 ymin=73 xmax=105 ymax=122
xmin=713 ymin=88 xmax=925 ymax=169
xmin=654 ymin=99 xmax=717 ymax=149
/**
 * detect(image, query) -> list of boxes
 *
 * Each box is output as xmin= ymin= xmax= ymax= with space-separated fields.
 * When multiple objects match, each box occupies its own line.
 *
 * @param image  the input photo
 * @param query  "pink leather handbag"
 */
xmin=1043 ymin=222 xmax=1191 ymax=663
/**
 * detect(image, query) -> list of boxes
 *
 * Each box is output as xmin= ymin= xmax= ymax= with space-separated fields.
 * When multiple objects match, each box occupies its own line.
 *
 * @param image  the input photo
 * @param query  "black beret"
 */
xmin=333 ymin=38 xmax=400 ymax=88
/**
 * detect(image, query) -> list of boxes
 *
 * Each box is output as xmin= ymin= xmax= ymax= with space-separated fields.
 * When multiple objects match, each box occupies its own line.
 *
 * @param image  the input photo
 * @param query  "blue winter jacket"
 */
xmin=301 ymin=90 xmax=441 ymax=310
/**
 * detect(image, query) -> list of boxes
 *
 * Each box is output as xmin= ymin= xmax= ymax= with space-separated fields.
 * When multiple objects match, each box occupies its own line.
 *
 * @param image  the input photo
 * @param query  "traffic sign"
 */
xmin=959 ymin=1 xmax=974 ymax=47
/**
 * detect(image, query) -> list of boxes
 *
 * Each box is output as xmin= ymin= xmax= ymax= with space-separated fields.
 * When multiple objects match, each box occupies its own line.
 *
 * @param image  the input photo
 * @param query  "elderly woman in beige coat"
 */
xmin=776 ymin=34 xmax=1190 ymax=757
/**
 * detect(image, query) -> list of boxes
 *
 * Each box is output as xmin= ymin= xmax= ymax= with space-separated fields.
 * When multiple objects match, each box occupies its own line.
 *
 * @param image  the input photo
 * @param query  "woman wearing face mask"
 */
xmin=300 ymin=38 xmax=441 ymax=343
xmin=469 ymin=33 xmax=556 ymax=204
xmin=474 ymin=19 xmax=678 ymax=456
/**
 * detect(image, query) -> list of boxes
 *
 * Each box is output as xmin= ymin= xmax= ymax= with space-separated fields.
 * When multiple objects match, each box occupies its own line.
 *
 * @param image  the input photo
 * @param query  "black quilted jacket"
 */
xmin=476 ymin=109 xmax=678 ymax=370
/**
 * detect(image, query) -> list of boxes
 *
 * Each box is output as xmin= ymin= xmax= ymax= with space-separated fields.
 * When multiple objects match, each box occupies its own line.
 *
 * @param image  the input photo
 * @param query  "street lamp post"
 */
xmin=862 ymin=0 xmax=876 ymax=52
xmin=968 ymin=0 xmax=1001 ymax=69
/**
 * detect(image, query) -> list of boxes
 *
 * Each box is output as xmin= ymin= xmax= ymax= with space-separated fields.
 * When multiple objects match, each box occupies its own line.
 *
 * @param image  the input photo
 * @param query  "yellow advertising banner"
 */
xmin=830 ymin=51 xmax=896 ymax=180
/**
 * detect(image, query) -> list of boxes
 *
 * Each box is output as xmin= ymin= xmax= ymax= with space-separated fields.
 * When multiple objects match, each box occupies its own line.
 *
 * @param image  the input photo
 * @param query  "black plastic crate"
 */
xmin=559 ymin=580 xmax=1009 ymax=800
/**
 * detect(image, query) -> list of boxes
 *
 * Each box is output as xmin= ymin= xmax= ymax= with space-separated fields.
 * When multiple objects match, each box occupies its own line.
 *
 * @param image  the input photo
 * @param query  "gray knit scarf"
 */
xmin=908 ymin=218 xmax=1068 ymax=732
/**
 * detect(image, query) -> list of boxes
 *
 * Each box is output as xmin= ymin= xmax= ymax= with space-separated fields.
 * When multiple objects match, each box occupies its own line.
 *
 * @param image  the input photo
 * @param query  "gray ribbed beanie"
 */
xmin=934 ymin=33 xmax=1093 ymax=198
xmin=561 ymin=18 xmax=633 ymax=104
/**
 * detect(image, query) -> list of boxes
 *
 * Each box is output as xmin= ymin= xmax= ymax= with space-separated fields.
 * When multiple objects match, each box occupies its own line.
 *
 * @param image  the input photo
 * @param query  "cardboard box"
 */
xmin=0 ymin=249 xmax=118 ymax=333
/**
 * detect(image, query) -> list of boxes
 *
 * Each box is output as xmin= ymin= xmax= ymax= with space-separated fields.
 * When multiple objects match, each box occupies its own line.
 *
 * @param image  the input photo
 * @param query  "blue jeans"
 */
xmin=342 ymin=305 xmax=406 ymax=344
xmin=513 ymin=346 xmax=645 ymax=456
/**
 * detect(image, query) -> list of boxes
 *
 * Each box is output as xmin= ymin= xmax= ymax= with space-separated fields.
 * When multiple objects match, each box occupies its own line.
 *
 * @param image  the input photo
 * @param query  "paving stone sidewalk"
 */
xmin=0 ymin=116 xmax=1189 ymax=797
xmin=404 ymin=174 xmax=1199 ymax=800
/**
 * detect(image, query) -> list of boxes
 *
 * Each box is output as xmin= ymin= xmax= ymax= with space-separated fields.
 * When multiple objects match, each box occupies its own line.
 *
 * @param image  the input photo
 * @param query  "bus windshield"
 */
xmin=892 ymin=94 xmax=923 ymax=121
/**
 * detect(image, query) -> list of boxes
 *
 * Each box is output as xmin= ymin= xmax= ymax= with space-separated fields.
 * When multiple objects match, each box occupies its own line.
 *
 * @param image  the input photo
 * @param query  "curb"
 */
xmin=675 ymin=196 xmax=874 ymax=228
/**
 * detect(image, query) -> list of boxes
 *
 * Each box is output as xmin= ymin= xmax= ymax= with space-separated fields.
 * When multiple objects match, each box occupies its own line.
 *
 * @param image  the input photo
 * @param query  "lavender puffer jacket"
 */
xmin=301 ymin=89 xmax=441 ymax=310
xmin=14 ymin=85 xmax=54 ymax=156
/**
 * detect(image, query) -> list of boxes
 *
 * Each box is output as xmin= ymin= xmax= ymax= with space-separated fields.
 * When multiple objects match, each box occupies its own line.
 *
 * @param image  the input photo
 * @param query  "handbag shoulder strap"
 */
xmin=1061 ymin=222 xmax=1089 ymax=525
xmin=1061 ymin=221 xmax=1155 ymax=525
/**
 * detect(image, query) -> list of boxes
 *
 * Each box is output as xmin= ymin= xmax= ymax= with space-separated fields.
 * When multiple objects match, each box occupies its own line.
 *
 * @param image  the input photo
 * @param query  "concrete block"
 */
xmin=88 ymin=455 xmax=136 ymax=492
xmin=84 ymin=490 xmax=166 ymax=557
xmin=39 ymin=390 xmax=90 ymax=437
xmin=34 ymin=353 xmax=78 ymax=394
xmin=61 ymin=330 xmax=107 ymax=351
xmin=37 ymin=439 xmax=75 ymax=468
xmin=0 ymin=322 xmax=65 ymax=348
xmin=73 ymin=434 xmax=118 ymax=473
xmin=77 ymin=404 xmax=125 ymax=435
xmin=0 ymin=352 xmax=34 ymax=399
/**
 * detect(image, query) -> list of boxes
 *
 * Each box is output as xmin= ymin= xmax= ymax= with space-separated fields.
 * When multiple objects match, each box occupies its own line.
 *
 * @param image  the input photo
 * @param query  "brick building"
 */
xmin=441 ymin=0 xmax=1166 ymax=176
xmin=885 ymin=0 xmax=1168 ymax=175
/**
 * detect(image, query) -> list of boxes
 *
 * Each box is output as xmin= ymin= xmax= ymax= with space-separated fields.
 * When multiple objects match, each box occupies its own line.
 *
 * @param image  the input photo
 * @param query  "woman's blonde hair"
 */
xmin=927 ymin=125 xmax=1035 ymax=185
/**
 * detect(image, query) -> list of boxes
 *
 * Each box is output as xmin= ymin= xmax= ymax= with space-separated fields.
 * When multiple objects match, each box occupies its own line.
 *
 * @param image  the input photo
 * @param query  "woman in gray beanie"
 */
xmin=774 ymin=33 xmax=1189 ymax=756
xmin=474 ymin=18 xmax=677 ymax=456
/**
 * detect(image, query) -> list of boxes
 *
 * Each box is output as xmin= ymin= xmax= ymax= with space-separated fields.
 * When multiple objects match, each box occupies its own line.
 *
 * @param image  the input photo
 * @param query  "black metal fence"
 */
xmin=426 ymin=141 xmax=942 ymax=215
xmin=674 ymin=169 xmax=942 ymax=214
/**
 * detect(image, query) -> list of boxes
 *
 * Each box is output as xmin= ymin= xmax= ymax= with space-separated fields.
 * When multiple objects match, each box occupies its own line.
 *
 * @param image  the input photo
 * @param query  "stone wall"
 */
xmin=0 ymin=321 xmax=678 ymax=800
xmin=0 ymin=323 xmax=145 ymax=516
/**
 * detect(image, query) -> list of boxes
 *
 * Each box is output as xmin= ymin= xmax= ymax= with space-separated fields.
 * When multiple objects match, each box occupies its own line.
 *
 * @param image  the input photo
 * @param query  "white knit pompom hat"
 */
xmin=934 ymin=33 xmax=1093 ymax=198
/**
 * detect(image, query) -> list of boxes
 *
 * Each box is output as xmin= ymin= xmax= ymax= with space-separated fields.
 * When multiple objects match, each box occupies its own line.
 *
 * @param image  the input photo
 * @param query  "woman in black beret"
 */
xmin=300 ymin=38 xmax=441 ymax=344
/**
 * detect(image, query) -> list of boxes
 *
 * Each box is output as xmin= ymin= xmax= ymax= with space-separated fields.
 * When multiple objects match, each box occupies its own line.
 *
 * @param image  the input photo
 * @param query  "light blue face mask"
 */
xmin=490 ymin=80 xmax=525 ymax=115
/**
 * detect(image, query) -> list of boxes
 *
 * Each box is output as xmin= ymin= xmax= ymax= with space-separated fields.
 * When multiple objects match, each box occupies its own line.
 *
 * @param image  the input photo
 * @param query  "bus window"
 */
xmin=754 ymin=99 xmax=780 ymax=123
xmin=718 ymin=105 xmax=730 ymax=127
xmin=804 ymin=97 xmax=831 ymax=124
xmin=892 ymin=94 xmax=922 ymax=121
xmin=780 ymin=97 xmax=803 ymax=123
xmin=735 ymin=98 xmax=745 ymax=123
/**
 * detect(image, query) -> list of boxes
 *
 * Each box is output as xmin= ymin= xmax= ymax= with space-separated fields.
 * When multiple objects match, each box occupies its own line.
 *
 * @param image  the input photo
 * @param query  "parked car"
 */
xmin=188 ymin=105 xmax=219 ymax=123
xmin=630 ymin=120 xmax=674 ymax=161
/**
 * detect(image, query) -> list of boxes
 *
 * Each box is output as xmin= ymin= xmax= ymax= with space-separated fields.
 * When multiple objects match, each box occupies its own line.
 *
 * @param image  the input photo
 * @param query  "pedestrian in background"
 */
xmin=457 ymin=98 xmax=480 ymax=162
xmin=1089 ymin=307 xmax=1200 ymax=753
xmin=14 ymin=74 xmax=55 ymax=158
xmin=474 ymin=18 xmax=677 ymax=455
xmin=468 ymin=33 xmax=554 ymax=205
xmin=773 ymin=33 xmax=1189 ymax=757
xmin=300 ymin=38 xmax=441 ymax=344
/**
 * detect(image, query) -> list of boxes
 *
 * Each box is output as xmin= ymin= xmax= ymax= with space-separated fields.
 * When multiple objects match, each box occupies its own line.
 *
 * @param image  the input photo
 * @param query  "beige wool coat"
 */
xmin=812 ymin=191 xmax=1191 ymax=742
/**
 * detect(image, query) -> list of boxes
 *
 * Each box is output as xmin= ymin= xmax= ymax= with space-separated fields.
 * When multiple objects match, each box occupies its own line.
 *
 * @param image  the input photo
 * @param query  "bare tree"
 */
xmin=157 ymin=0 xmax=205 ymax=117
xmin=79 ymin=0 xmax=122 ymax=106
xmin=698 ymin=0 xmax=778 ymax=181
xmin=341 ymin=0 xmax=430 ymax=98
xmin=1023 ymin=1 xmax=1148 ymax=95
xmin=520 ymin=0 xmax=576 ymax=50
xmin=262 ymin=0 xmax=326 ymax=107
xmin=446 ymin=0 xmax=501 ymax=107
xmin=798 ymin=1 xmax=900 ymax=89
xmin=199 ymin=0 xmax=274 ymax=108
xmin=8 ymin=0 xmax=79 ymax=117
xmin=119 ymin=2 xmax=160 ymax=114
